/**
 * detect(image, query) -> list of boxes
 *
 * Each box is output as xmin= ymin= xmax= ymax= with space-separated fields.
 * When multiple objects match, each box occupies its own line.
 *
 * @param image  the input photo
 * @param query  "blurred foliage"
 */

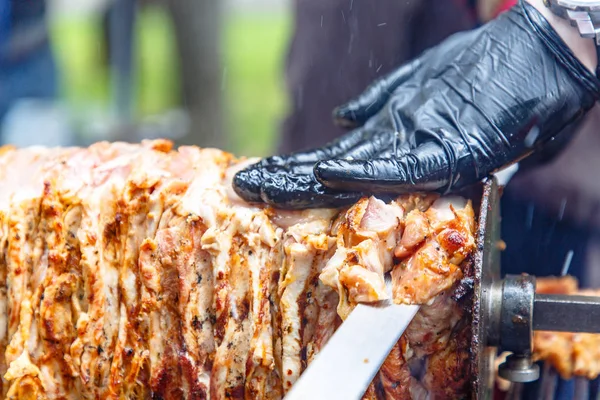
xmin=225 ymin=13 xmax=291 ymax=157
xmin=50 ymin=13 xmax=110 ymax=111
xmin=49 ymin=6 xmax=291 ymax=157
xmin=136 ymin=6 xmax=181 ymax=117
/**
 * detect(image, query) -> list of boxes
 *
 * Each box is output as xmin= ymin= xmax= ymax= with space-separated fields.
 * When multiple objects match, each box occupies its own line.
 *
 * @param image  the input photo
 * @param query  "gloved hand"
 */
xmin=233 ymin=0 xmax=600 ymax=209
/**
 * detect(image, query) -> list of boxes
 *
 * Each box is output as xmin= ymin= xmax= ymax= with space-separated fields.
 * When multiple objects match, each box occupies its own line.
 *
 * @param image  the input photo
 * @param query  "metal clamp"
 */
xmin=499 ymin=275 xmax=535 ymax=354
xmin=472 ymin=178 xmax=600 ymax=396
xmin=485 ymin=272 xmax=600 ymax=384
xmin=488 ymin=274 xmax=540 ymax=383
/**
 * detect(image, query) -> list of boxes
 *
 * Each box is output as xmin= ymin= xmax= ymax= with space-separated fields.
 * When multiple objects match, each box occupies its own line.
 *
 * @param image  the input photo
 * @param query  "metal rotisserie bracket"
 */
xmin=472 ymin=178 xmax=600 ymax=399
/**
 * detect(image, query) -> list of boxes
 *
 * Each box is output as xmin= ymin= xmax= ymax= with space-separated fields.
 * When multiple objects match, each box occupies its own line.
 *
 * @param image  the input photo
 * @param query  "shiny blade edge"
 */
xmin=285 ymin=303 xmax=420 ymax=400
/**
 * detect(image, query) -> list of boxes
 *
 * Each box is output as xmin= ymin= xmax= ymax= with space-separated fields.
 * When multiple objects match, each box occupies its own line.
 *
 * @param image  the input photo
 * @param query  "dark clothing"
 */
xmin=0 ymin=0 xmax=57 ymax=135
xmin=278 ymin=0 xmax=476 ymax=154
xmin=501 ymin=190 xmax=591 ymax=281
xmin=504 ymin=104 xmax=600 ymax=285
xmin=10 ymin=0 xmax=45 ymax=24
xmin=1 ymin=0 xmax=49 ymax=64
xmin=0 ymin=40 xmax=57 ymax=121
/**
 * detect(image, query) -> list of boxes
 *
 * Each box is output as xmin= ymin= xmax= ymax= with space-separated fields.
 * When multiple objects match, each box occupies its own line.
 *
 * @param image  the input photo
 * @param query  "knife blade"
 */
xmin=285 ymin=274 xmax=420 ymax=400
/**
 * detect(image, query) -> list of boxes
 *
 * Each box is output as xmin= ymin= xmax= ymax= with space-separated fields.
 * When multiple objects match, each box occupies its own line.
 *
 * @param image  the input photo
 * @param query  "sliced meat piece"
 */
xmin=379 ymin=339 xmax=412 ymax=400
xmin=392 ymin=199 xmax=475 ymax=305
xmin=278 ymin=224 xmax=335 ymax=392
xmin=573 ymin=332 xmax=600 ymax=379
xmin=395 ymin=194 xmax=438 ymax=214
xmin=5 ymin=149 xmax=53 ymax=368
xmin=244 ymin=213 xmax=284 ymax=400
xmin=422 ymin=323 xmax=471 ymax=399
xmin=394 ymin=210 xmax=430 ymax=259
xmin=5 ymin=149 xmax=82 ymax=398
xmin=358 ymin=197 xmax=404 ymax=236
xmin=404 ymin=290 xmax=464 ymax=358
xmin=208 ymin=217 xmax=252 ymax=399
xmin=320 ymin=197 xmax=404 ymax=314
xmin=391 ymin=239 xmax=464 ymax=305
xmin=305 ymin=288 xmax=341 ymax=364
xmin=339 ymin=263 xmax=388 ymax=303
xmin=72 ymin=151 xmax=135 ymax=398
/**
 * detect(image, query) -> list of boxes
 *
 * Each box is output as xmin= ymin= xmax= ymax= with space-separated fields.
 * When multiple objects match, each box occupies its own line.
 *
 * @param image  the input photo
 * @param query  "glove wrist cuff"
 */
xmin=520 ymin=0 xmax=600 ymax=98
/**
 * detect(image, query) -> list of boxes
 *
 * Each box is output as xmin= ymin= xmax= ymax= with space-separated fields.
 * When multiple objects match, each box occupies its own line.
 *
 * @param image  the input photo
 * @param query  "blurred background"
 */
xmin=0 ymin=0 xmax=292 ymax=157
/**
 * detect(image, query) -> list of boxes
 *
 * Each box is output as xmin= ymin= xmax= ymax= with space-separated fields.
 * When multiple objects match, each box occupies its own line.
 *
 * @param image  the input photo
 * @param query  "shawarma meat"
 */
xmin=0 ymin=140 xmax=476 ymax=399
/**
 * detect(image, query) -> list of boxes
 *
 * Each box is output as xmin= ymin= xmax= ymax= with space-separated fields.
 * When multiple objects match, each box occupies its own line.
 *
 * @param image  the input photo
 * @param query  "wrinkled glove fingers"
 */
xmin=257 ymin=127 xmax=373 ymax=168
xmin=233 ymin=166 xmax=276 ymax=203
xmin=340 ymin=130 xmax=412 ymax=161
xmin=333 ymin=57 xmax=422 ymax=129
xmin=314 ymin=141 xmax=451 ymax=193
xmin=233 ymin=161 xmax=317 ymax=203
xmin=259 ymin=174 xmax=363 ymax=210
xmin=248 ymin=131 xmax=414 ymax=206
xmin=233 ymin=128 xmax=374 ymax=203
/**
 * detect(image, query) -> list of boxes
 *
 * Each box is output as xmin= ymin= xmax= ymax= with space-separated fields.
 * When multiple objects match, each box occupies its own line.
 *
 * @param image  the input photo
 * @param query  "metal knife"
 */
xmin=285 ymin=275 xmax=420 ymax=400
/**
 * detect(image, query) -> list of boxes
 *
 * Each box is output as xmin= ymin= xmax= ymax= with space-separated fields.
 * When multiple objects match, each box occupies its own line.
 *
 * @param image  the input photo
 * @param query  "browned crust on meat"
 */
xmin=379 ymin=339 xmax=412 ymax=400
xmin=0 ymin=142 xmax=477 ymax=399
xmin=423 ymin=322 xmax=471 ymax=398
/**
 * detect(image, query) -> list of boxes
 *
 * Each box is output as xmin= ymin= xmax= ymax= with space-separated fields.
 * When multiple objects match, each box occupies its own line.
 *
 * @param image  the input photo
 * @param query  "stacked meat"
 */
xmin=0 ymin=140 xmax=477 ymax=399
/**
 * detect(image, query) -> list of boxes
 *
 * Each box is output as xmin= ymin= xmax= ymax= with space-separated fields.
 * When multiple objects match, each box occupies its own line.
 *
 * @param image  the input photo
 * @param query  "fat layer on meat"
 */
xmin=0 ymin=141 xmax=476 ymax=399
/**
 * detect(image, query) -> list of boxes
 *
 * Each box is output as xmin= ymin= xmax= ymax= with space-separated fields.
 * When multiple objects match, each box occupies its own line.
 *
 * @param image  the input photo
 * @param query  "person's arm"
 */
xmin=525 ymin=0 xmax=597 ymax=73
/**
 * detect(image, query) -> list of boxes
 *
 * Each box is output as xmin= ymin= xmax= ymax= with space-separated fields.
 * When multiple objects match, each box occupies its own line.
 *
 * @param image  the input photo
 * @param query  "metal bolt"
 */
xmin=498 ymin=354 xmax=540 ymax=383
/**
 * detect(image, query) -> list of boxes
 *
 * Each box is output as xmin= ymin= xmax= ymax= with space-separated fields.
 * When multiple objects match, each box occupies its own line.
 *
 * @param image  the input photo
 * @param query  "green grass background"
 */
xmin=49 ymin=6 xmax=291 ymax=157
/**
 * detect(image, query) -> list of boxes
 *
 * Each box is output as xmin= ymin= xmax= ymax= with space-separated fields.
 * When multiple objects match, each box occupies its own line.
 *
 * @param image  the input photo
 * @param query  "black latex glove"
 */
xmin=234 ymin=1 xmax=600 ymax=209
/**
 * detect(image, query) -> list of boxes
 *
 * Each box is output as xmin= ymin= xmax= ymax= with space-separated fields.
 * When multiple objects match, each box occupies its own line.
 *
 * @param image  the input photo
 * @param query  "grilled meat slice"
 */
xmin=392 ymin=197 xmax=475 ymax=305
xmin=320 ymin=196 xmax=403 ymax=318
xmin=404 ymin=290 xmax=464 ymax=359
xmin=422 ymin=322 xmax=471 ymax=398
xmin=379 ymin=338 xmax=412 ymax=400
xmin=277 ymin=210 xmax=336 ymax=392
